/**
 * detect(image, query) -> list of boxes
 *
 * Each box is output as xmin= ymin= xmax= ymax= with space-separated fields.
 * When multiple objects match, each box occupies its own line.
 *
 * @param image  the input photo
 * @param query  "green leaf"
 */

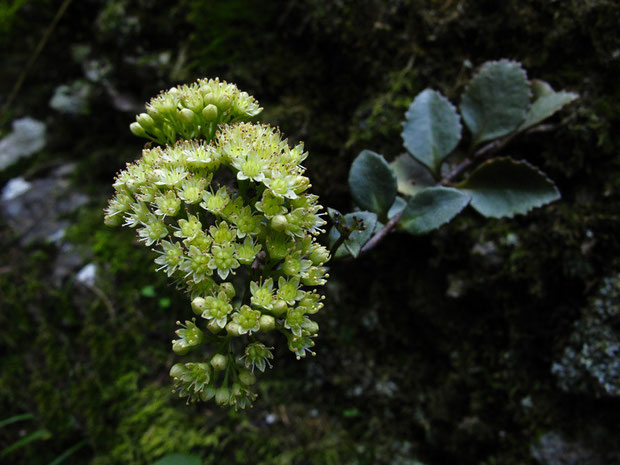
xmin=458 ymin=157 xmax=560 ymax=218
xmin=48 ymin=441 xmax=86 ymax=465
xmin=328 ymin=211 xmax=377 ymax=258
xmin=399 ymin=187 xmax=470 ymax=235
xmin=518 ymin=80 xmax=578 ymax=131
xmin=402 ymin=89 xmax=462 ymax=173
xmin=460 ymin=60 xmax=530 ymax=145
xmin=390 ymin=153 xmax=434 ymax=197
xmin=387 ymin=196 xmax=406 ymax=219
xmin=152 ymin=454 xmax=202 ymax=465
xmin=348 ymin=150 xmax=397 ymax=217
xmin=1 ymin=429 xmax=51 ymax=457
xmin=0 ymin=413 xmax=33 ymax=428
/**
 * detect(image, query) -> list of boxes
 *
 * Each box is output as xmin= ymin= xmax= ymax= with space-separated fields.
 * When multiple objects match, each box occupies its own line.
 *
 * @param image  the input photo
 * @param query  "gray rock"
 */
xmin=50 ymin=81 xmax=92 ymax=115
xmin=552 ymin=274 xmax=620 ymax=398
xmin=0 ymin=118 xmax=46 ymax=171
xmin=0 ymin=163 xmax=88 ymax=245
xmin=531 ymin=432 xmax=603 ymax=465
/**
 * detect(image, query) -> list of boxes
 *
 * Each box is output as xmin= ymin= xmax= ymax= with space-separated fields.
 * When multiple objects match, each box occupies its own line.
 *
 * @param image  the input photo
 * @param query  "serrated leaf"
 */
xmin=348 ymin=150 xmax=397 ymax=217
xmin=390 ymin=153 xmax=435 ymax=197
xmin=518 ymin=88 xmax=578 ymax=132
xmin=399 ymin=187 xmax=470 ymax=235
xmin=328 ymin=211 xmax=377 ymax=258
xmin=460 ymin=60 xmax=530 ymax=145
xmin=402 ymin=89 xmax=462 ymax=173
xmin=458 ymin=157 xmax=560 ymax=218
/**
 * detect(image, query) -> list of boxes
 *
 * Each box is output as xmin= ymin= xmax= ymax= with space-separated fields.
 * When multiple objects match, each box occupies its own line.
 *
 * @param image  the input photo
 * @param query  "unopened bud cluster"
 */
xmin=106 ymin=78 xmax=329 ymax=408
xmin=130 ymin=78 xmax=262 ymax=145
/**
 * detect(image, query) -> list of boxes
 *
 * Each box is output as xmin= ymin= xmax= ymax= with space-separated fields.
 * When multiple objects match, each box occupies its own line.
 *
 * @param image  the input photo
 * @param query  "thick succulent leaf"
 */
xmin=399 ymin=187 xmax=470 ymax=235
xmin=460 ymin=60 xmax=530 ymax=145
xmin=390 ymin=153 xmax=435 ymax=197
xmin=518 ymin=81 xmax=578 ymax=131
xmin=458 ymin=157 xmax=560 ymax=218
xmin=348 ymin=150 xmax=397 ymax=216
xmin=328 ymin=211 xmax=377 ymax=258
xmin=402 ymin=89 xmax=462 ymax=173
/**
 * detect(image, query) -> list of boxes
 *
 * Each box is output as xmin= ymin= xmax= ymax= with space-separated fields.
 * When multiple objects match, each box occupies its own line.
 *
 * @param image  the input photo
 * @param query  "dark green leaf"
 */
xmin=390 ymin=153 xmax=434 ymax=197
xmin=328 ymin=211 xmax=377 ymax=258
xmin=402 ymin=89 xmax=462 ymax=173
xmin=348 ymin=150 xmax=397 ymax=216
xmin=0 ymin=414 xmax=33 ymax=428
xmin=1 ymin=430 xmax=50 ymax=457
xmin=152 ymin=454 xmax=202 ymax=465
xmin=48 ymin=441 xmax=86 ymax=465
xmin=460 ymin=60 xmax=530 ymax=145
xmin=399 ymin=187 xmax=470 ymax=235
xmin=458 ymin=157 xmax=560 ymax=218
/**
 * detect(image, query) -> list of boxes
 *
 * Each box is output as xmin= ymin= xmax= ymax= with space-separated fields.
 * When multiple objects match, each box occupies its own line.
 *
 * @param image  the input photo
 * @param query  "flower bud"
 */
xmin=130 ymin=122 xmax=147 ymax=137
xmin=210 ymin=354 xmax=228 ymax=371
xmin=169 ymin=363 xmax=186 ymax=378
xmin=220 ymin=282 xmax=236 ymax=299
xmin=272 ymin=300 xmax=288 ymax=316
xmin=200 ymin=385 xmax=217 ymax=401
xmin=202 ymin=104 xmax=218 ymax=121
xmin=309 ymin=246 xmax=330 ymax=265
xmin=191 ymin=297 xmax=206 ymax=315
xmin=238 ymin=369 xmax=256 ymax=386
xmin=207 ymin=319 xmax=223 ymax=334
xmin=104 ymin=213 xmax=122 ymax=227
xmin=259 ymin=314 xmax=275 ymax=332
xmin=271 ymin=215 xmax=288 ymax=231
xmin=302 ymin=320 xmax=319 ymax=335
xmin=179 ymin=108 xmax=195 ymax=124
xmin=136 ymin=113 xmax=154 ymax=128
xmin=226 ymin=321 xmax=243 ymax=337
xmin=215 ymin=386 xmax=230 ymax=406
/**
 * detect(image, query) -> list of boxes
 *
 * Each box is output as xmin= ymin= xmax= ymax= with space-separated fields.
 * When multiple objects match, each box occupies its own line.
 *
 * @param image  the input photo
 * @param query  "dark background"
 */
xmin=1 ymin=1 xmax=619 ymax=464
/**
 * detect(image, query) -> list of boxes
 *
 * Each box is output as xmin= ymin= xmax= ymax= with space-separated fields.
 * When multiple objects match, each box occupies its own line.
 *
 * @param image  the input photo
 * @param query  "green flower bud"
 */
xmin=271 ymin=214 xmax=288 ymax=231
xmin=220 ymin=282 xmax=236 ymax=299
xmin=169 ymin=363 xmax=186 ymax=379
xmin=226 ymin=321 xmax=243 ymax=337
xmin=200 ymin=385 xmax=217 ymax=401
xmin=130 ymin=122 xmax=147 ymax=137
xmin=215 ymin=386 xmax=230 ymax=406
xmin=136 ymin=113 xmax=155 ymax=128
xmin=210 ymin=354 xmax=228 ymax=371
xmin=179 ymin=108 xmax=195 ymax=124
xmin=259 ymin=314 xmax=275 ymax=332
xmin=202 ymin=104 xmax=218 ymax=121
xmin=191 ymin=297 xmax=207 ymax=315
xmin=309 ymin=246 xmax=330 ymax=265
xmin=207 ymin=319 xmax=223 ymax=334
xmin=272 ymin=300 xmax=288 ymax=316
xmin=238 ymin=369 xmax=256 ymax=386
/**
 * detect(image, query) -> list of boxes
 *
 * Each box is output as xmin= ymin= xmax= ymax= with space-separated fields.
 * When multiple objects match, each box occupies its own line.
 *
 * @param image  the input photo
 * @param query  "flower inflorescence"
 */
xmin=106 ymin=78 xmax=329 ymax=408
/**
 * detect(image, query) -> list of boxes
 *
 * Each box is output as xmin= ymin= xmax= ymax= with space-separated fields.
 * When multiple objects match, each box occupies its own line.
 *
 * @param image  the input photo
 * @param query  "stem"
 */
xmin=359 ymin=210 xmax=403 ymax=255
xmin=1 ymin=0 xmax=73 ymax=119
xmin=357 ymin=132 xmax=520 ymax=255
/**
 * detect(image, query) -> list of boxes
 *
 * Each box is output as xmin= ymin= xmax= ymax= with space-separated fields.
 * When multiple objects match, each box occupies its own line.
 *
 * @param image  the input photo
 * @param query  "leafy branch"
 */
xmin=330 ymin=60 xmax=577 ymax=257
